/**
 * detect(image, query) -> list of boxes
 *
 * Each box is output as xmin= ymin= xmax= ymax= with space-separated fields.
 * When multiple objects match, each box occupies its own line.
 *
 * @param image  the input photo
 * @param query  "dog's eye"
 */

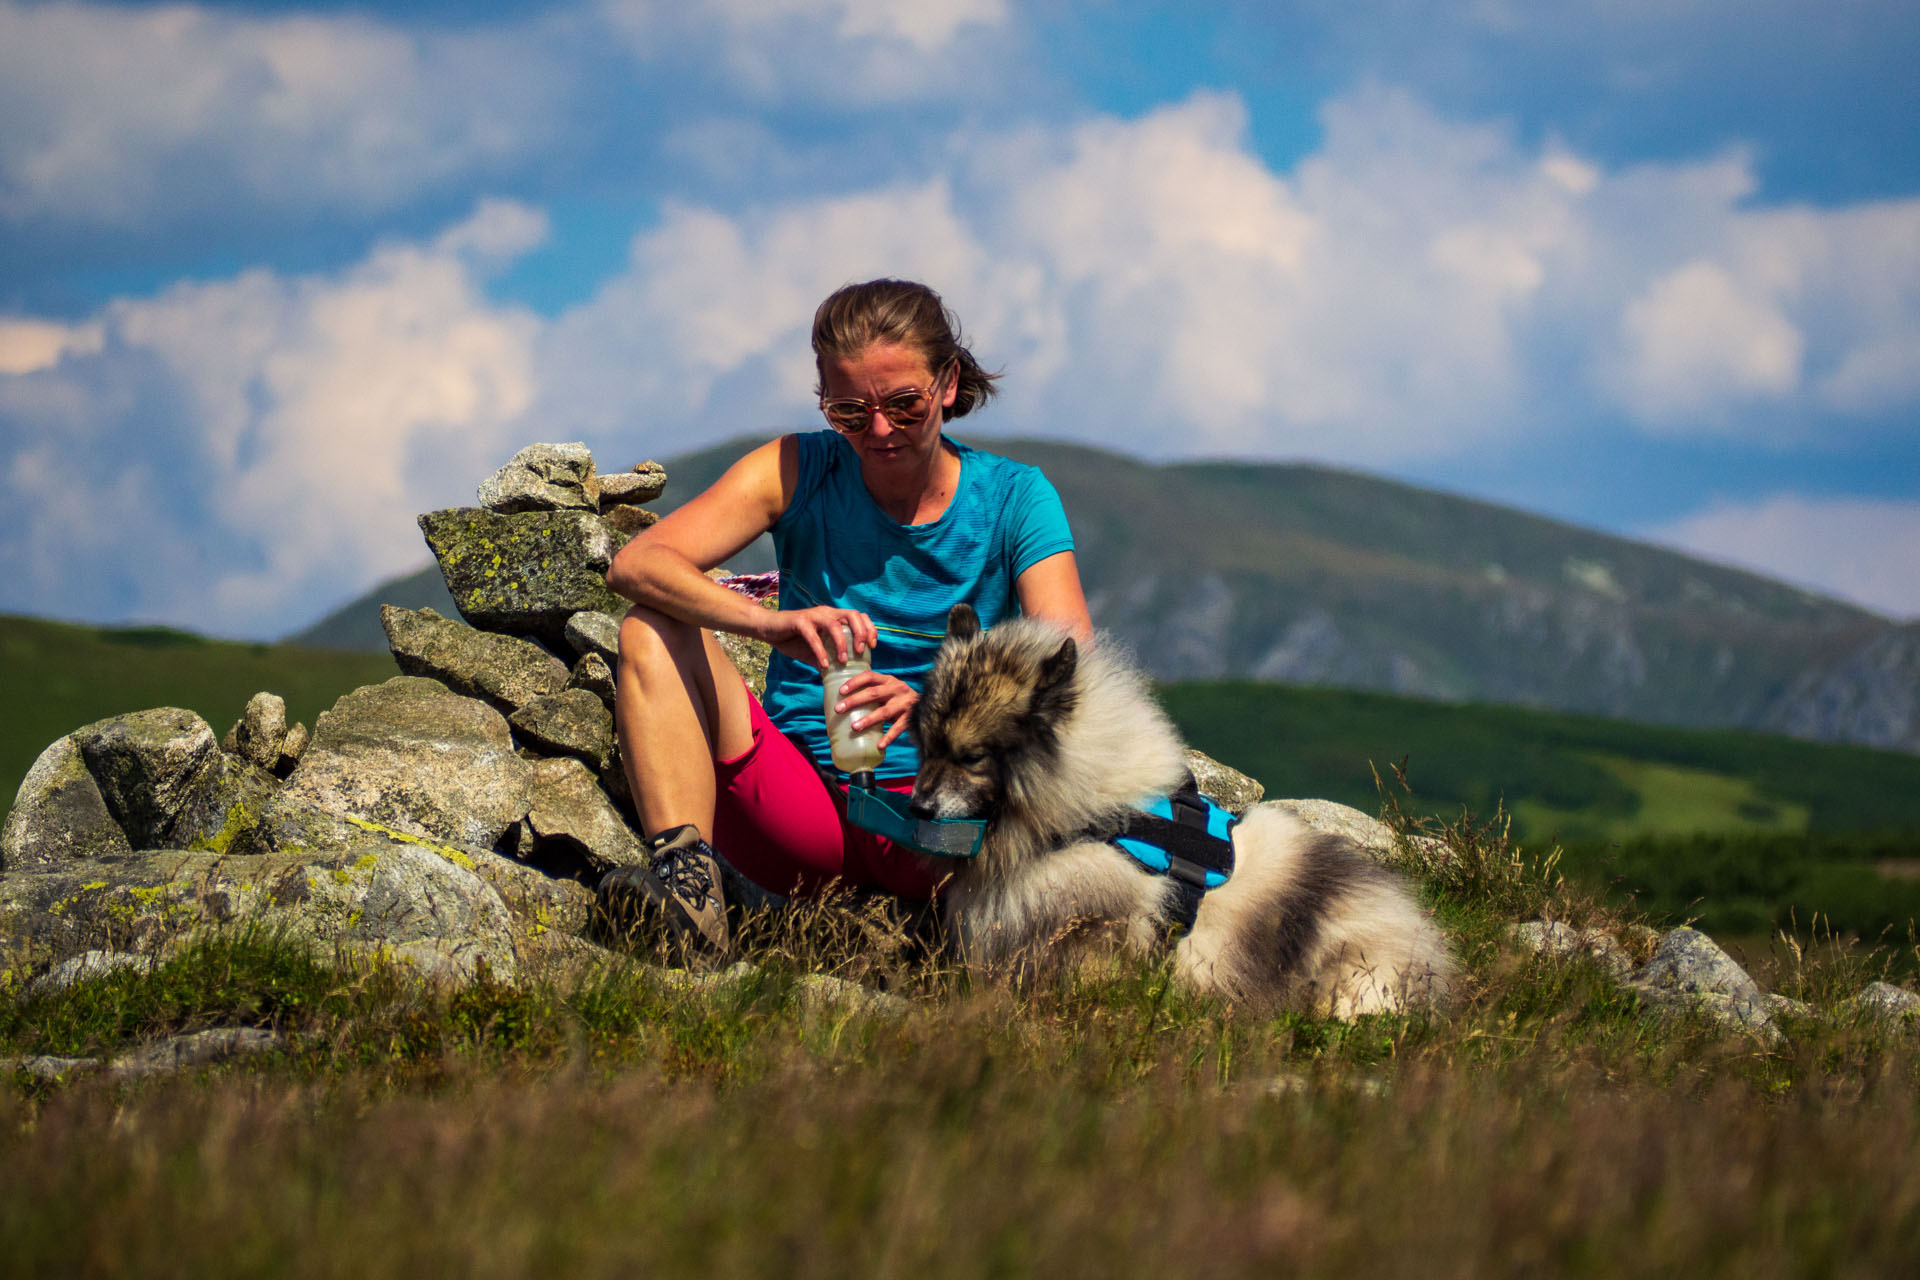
xmin=955 ymin=750 xmax=988 ymax=768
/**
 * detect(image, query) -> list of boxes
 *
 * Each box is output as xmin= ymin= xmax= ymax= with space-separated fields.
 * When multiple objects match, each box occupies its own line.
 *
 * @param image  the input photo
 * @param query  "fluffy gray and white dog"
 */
xmin=909 ymin=604 xmax=1453 ymax=1016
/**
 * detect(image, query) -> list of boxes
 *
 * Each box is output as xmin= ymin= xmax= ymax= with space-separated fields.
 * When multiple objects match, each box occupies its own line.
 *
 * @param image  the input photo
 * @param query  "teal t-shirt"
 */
xmin=762 ymin=430 xmax=1075 ymax=780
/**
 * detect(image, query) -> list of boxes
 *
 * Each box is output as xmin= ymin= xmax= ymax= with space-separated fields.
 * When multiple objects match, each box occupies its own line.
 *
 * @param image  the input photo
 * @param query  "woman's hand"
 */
xmin=760 ymin=606 xmax=881 ymax=670
xmin=829 ymin=668 xmax=920 ymax=750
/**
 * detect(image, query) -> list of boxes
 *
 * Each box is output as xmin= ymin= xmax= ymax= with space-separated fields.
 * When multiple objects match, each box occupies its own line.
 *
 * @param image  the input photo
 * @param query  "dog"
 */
xmin=909 ymin=604 xmax=1453 ymax=1017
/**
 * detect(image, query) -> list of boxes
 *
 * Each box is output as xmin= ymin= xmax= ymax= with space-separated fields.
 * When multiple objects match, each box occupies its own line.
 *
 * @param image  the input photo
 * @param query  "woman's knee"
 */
xmin=616 ymin=605 xmax=700 ymax=679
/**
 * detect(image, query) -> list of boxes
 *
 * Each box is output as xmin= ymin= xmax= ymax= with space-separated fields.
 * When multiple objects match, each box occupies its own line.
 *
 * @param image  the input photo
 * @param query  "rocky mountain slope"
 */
xmin=290 ymin=437 xmax=1917 ymax=754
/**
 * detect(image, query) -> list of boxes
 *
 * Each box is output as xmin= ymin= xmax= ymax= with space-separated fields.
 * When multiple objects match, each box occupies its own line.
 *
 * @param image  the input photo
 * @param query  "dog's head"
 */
xmin=909 ymin=603 xmax=1079 ymax=823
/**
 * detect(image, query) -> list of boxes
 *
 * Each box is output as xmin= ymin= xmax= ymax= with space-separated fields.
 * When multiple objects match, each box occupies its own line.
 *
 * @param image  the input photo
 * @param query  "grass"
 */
xmin=4 ymin=812 xmax=1919 ymax=1277
xmin=0 ymin=614 xmax=397 ymax=806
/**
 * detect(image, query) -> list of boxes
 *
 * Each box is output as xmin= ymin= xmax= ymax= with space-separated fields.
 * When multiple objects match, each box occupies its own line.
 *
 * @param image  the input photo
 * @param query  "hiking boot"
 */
xmin=596 ymin=824 xmax=732 ymax=959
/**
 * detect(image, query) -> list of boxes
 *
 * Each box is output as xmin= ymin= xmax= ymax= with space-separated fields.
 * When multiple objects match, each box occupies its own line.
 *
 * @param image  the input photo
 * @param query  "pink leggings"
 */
xmin=710 ymin=692 xmax=949 ymax=901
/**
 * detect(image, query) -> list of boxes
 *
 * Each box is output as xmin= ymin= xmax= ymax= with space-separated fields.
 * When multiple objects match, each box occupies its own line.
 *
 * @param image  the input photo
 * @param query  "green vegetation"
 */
xmin=1162 ymin=680 xmax=1920 ymax=845
xmin=4 ymin=819 xmax=1918 ymax=1278
xmin=0 ymin=614 xmax=396 ymax=805
xmin=1164 ymin=679 xmax=1920 ymax=941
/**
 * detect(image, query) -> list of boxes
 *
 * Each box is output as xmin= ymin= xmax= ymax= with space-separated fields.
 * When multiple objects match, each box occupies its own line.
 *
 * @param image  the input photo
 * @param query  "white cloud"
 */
xmin=8 ymin=84 xmax=1920 ymax=635
xmin=0 ymin=201 xmax=546 ymax=636
xmin=594 ymin=0 xmax=1015 ymax=104
xmin=0 ymin=0 xmax=565 ymax=226
xmin=711 ymin=0 xmax=1007 ymax=53
xmin=1644 ymin=495 xmax=1920 ymax=620
xmin=0 ymin=318 xmax=102 ymax=375
xmin=1614 ymin=260 xmax=1805 ymax=421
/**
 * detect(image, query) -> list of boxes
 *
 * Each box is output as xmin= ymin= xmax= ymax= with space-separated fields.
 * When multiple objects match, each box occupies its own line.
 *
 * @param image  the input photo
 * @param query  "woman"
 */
xmin=601 ymin=279 xmax=1092 ymax=955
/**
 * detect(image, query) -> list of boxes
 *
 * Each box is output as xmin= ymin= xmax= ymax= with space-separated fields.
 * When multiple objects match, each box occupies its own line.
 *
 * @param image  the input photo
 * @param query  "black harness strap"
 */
xmin=1108 ymin=778 xmax=1237 ymax=935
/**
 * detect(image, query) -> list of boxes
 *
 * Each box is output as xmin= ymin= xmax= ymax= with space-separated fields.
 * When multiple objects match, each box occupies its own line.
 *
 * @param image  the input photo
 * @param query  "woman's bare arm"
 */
xmin=1014 ymin=550 xmax=1094 ymax=642
xmin=606 ymin=436 xmax=881 ymax=670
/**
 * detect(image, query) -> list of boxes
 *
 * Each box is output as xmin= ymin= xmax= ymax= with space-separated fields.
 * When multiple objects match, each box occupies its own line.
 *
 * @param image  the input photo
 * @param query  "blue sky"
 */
xmin=2 ymin=0 xmax=1917 ymax=638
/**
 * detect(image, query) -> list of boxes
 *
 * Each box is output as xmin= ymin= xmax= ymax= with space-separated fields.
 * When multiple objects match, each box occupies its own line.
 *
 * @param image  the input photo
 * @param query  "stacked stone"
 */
xmin=0 ymin=443 xmax=712 ymax=985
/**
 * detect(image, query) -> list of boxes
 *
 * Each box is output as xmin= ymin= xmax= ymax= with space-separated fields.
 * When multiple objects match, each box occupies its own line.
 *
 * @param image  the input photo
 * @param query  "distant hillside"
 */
xmin=291 ymin=564 xmax=457 ymax=652
xmin=1 ymin=615 xmax=396 ymax=809
xmin=290 ymin=436 xmax=1915 ymax=753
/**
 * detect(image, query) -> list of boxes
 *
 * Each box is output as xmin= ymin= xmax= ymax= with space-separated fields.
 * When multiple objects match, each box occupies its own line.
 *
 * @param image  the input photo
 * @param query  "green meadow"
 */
xmin=4 ymin=813 xmax=1918 ymax=1278
xmin=0 ymin=614 xmax=396 ymax=807
xmin=7 ymin=615 xmax=1920 ymax=1275
xmin=1164 ymin=681 xmax=1920 ymax=940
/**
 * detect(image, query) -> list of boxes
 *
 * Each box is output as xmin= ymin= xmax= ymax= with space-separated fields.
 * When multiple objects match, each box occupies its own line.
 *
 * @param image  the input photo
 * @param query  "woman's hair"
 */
xmin=811 ymin=279 xmax=1000 ymax=420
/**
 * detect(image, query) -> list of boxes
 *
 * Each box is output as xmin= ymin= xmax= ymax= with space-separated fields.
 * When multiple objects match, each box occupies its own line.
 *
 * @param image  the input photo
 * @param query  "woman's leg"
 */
xmin=613 ymin=604 xmax=755 ymax=843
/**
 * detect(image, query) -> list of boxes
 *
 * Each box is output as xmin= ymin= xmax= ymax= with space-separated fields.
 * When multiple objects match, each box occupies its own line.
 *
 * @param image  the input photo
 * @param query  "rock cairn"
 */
xmin=0 ymin=443 xmax=690 ymax=984
xmin=2 ymin=441 xmax=1916 ymax=1035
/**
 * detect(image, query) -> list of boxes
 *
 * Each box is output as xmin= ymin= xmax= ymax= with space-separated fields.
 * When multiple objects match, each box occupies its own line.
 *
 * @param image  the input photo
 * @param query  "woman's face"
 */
xmin=817 ymin=341 xmax=958 ymax=479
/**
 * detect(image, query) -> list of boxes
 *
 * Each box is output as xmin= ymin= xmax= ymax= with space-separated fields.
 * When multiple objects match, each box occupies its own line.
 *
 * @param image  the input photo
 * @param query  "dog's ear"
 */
xmin=947 ymin=603 xmax=981 ymax=642
xmin=1034 ymin=636 xmax=1078 ymax=709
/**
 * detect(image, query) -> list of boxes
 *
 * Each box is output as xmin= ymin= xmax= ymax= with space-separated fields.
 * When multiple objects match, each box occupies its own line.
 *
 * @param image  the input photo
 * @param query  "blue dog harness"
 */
xmin=1105 ymin=780 xmax=1239 ymax=934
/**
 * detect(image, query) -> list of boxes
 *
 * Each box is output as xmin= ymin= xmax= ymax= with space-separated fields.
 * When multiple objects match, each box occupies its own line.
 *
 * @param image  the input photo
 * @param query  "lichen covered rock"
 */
xmin=247 ymin=677 xmax=534 ymax=857
xmin=382 ymin=604 xmax=570 ymax=713
xmin=72 ymin=709 xmax=223 ymax=849
xmin=509 ymin=689 xmax=615 ymax=770
xmin=596 ymin=461 xmax=666 ymax=508
xmin=224 ymin=692 xmax=289 ymax=770
xmin=477 ymin=442 xmax=597 ymax=514
xmin=419 ymin=506 xmax=632 ymax=642
xmin=1185 ymin=749 xmax=1265 ymax=813
xmin=521 ymin=757 xmax=646 ymax=873
xmin=0 ymin=842 xmax=518 ymax=980
xmin=2 ymin=736 xmax=133 ymax=871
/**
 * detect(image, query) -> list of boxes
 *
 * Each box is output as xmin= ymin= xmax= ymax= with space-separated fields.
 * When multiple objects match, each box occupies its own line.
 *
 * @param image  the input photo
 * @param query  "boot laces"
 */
xmin=653 ymin=842 xmax=718 ymax=911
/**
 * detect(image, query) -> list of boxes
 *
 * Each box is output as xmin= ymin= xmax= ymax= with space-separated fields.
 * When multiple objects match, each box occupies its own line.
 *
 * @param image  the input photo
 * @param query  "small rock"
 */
xmin=1184 ymin=749 xmax=1265 ymax=813
xmin=510 ymin=689 xmax=616 ymax=770
xmin=1763 ymin=992 xmax=1812 ymax=1019
xmin=596 ymin=462 xmax=667 ymax=508
xmin=228 ymin=692 xmax=288 ymax=771
xmin=564 ymin=610 xmax=623 ymax=664
xmin=108 ymin=1028 xmax=285 ymax=1076
xmin=601 ymin=505 xmax=660 ymax=539
xmin=522 ymin=757 xmax=647 ymax=873
xmin=29 ymin=949 xmax=151 ymax=996
xmin=1632 ymin=926 xmax=1763 ymax=1002
xmin=796 ymin=973 xmax=910 ymax=1021
xmin=568 ymin=653 xmax=617 ymax=708
xmin=1263 ymin=798 xmax=1396 ymax=860
xmin=382 ymin=605 xmax=570 ymax=713
xmin=2 ymin=735 xmax=133 ymax=871
xmin=1627 ymin=927 xmax=1779 ymax=1042
xmin=1511 ymin=921 xmax=1634 ymax=981
xmin=273 ymin=722 xmax=310 ymax=776
xmin=72 ymin=709 xmax=223 ymax=849
xmin=1852 ymin=981 xmax=1920 ymax=1018
xmin=652 ymin=959 xmax=759 ymax=993
xmin=476 ymin=442 xmax=597 ymax=513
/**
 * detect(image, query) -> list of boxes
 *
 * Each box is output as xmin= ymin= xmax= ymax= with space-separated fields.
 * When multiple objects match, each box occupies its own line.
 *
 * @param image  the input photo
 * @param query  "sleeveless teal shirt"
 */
xmin=761 ymin=430 xmax=1075 ymax=780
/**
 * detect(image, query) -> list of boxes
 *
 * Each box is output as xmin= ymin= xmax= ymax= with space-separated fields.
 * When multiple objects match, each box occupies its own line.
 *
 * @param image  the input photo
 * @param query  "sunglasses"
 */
xmin=819 ymin=363 xmax=951 ymax=434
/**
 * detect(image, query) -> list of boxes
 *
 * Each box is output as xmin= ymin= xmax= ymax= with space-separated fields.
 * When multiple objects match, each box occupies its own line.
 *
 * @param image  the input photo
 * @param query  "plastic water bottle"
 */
xmin=823 ymin=624 xmax=885 ymax=774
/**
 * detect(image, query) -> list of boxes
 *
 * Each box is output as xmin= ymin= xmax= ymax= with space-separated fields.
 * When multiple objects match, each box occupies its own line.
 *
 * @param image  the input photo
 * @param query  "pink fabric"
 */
xmin=711 ymin=691 xmax=951 ymax=900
